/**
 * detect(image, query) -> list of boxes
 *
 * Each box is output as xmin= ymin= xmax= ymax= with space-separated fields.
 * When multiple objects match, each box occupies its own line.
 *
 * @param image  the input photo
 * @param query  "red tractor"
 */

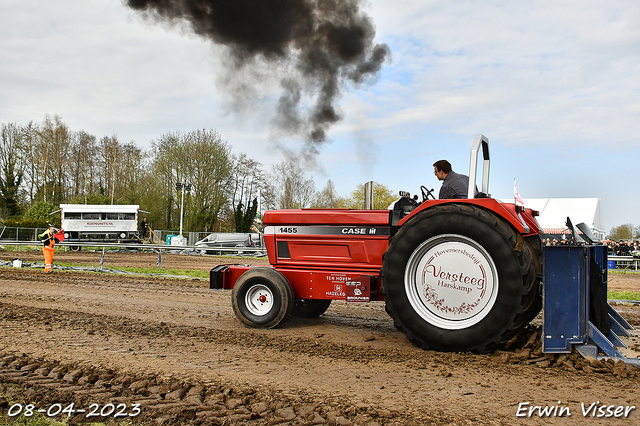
xmin=211 ymin=135 xmax=544 ymax=353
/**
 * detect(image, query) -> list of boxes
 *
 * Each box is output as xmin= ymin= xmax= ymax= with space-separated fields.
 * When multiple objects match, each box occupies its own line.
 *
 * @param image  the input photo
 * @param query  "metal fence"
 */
xmin=0 ymin=226 xmax=266 ymax=256
xmin=0 ymin=226 xmax=222 ymax=246
xmin=608 ymin=256 xmax=640 ymax=271
xmin=153 ymin=230 xmax=218 ymax=246
xmin=0 ymin=226 xmax=48 ymax=242
xmin=0 ymin=240 xmax=266 ymax=258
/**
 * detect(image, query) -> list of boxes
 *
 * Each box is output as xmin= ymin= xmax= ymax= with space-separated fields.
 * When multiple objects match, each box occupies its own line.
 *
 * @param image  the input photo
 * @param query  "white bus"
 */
xmin=60 ymin=204 xmax=141 ymax=243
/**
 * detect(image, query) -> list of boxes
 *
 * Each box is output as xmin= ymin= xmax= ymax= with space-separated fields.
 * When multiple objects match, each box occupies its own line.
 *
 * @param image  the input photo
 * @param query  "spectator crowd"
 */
xmin=542 ymin=235 xmax=640 ymax=257
xmin=604 ymin=239 xmax=640 ymax=257
xmin=543 ymin=236 xmax=573 ymax=246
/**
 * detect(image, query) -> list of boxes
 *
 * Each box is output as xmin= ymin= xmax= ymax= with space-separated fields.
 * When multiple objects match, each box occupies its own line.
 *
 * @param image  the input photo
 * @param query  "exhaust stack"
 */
xmin=364 ymin=181 xmax=374 ymax=209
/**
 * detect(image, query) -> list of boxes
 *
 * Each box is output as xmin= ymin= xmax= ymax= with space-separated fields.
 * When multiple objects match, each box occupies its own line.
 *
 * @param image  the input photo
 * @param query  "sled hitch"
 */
xmin=543 ymin=241 xmax=640 ymax=366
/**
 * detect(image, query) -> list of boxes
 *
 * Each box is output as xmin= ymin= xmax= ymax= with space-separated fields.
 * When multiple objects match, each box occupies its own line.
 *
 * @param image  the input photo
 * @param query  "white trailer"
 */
xmin=60 ymin=204 xmax=140 ymax=243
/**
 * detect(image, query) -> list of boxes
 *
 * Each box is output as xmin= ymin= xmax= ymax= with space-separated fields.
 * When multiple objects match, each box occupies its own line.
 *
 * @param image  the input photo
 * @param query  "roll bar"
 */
xmin=468 ymin=134 xmax=490 ymax=199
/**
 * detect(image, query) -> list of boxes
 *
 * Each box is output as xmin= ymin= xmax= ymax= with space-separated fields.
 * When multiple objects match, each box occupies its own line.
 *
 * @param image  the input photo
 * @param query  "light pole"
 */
xmin=175 ymin=182 xmax=192 ymax=240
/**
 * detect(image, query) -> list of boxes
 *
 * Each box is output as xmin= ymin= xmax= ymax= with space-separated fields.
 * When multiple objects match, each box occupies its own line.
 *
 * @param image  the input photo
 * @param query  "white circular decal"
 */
xmin=405 ymin=235 xmax=498 ymax=329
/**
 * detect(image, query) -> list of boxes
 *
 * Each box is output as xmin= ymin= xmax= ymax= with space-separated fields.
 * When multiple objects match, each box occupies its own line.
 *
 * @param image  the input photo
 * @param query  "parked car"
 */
xmin=195 ymin=232 xmax=262 ymax=253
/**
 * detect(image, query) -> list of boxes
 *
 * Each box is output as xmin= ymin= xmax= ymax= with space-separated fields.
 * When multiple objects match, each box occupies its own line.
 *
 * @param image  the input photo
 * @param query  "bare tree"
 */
xmin=20 ymin=121 xmax=40 ymax=203
xmin=229 ymin=153 xmax=265 ymax=225
xmin=118 ymin=142 xmax=145 ymax=205
xmin=37 ymin=115 xmax=71 ymax=204
xmin=312 ymin=179 xmax=342 ymax=208
xmin=178 ymin=129 xmax=234 ymax=232
xmin=340 ymin=182 xmax=396 ymax=209
xmin=0 ymin=116 xmax=274 ymax=234
xmin=0 ymin=123 xmax=24 ymax=217
xmin=148 ymin=132 xmax=180 ymax=229
xmin=68 ymin=130 xmax=98 ymax=202
xmin=609 ymin=223 xmax=634 ymax=241
xmin=148 ymin=129 xmax=234 ymax=231
xmin=266 ymin=155 xmax=317 ymax=210
xmin=97 ymin=135 xmax=123 ymax=204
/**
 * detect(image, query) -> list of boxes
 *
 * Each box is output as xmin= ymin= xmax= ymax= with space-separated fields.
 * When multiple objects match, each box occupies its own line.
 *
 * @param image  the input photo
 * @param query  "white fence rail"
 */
xmin=0 ymin=241 xmax=266 ymax=272
xmin=608 ymin=256 xmax=640 ymax=271
xmin=2 ymin=241 xmax=267 ymax=275
xmin=0 ymin=225 xmax=228 ymax=246
xmin=0 ymin=240 xmax=265 ymax=254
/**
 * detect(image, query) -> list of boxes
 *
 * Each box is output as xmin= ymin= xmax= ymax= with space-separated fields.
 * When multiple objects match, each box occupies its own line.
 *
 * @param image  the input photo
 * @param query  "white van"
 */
xmin=195 ymin=233 xmax=262 ymax=253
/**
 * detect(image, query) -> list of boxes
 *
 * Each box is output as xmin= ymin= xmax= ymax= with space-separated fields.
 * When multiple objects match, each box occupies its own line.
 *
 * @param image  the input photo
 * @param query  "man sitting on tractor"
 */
xmin=433 ymin=159 xmax=477 ymax=199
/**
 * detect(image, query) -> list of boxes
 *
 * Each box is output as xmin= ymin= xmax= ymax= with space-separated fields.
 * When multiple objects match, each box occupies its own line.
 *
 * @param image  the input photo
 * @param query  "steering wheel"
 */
xmin=421 ymin=185 xmax=435 ymax=201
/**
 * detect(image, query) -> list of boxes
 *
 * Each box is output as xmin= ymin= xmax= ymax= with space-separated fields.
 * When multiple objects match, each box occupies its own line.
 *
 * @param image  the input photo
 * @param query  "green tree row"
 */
xmin=0 ymin=117 xmax=398 ymax=232
xmin=608 ymin=223 xmax=640 ymax=241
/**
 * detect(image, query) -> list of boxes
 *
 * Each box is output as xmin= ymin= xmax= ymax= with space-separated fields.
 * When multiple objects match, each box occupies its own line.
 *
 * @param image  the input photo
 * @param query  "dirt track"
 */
xmin=1 ymin=249 xmax=640 ymax=425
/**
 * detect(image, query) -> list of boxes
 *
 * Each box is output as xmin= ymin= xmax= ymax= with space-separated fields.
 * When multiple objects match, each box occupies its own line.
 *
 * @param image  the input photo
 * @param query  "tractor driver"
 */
xmin=433 ymin=160 xmax=477 ymax=199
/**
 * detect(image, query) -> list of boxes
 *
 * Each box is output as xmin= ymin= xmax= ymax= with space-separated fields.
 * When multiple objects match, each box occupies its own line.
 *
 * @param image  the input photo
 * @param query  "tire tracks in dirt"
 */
xmin=1 ymin=263 xmax=640 ymax=425
xmin=0 ymin=301 xmax=464 ymax=425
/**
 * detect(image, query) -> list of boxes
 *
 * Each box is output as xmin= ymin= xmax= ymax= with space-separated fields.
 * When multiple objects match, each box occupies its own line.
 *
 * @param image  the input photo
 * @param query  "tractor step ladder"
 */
xmin=543 ymin=244 xmax=640 ymax=366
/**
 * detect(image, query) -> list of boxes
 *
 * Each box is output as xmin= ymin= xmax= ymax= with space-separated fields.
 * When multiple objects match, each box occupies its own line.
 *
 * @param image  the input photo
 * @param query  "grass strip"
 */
xmin=608 ymin=291 xmax=640 ymax=301
xmin=53 ymin=262 xmax=209 ymax=279
xmin=0 ymin=412 xmax=135 ymax=426
xmin=608 ymin=269 xmax=640 ymax=275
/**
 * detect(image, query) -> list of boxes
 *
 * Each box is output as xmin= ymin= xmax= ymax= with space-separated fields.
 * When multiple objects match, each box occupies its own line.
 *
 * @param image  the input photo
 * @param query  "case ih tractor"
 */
xmin=211 ymin=135 xmax=637 ymax=361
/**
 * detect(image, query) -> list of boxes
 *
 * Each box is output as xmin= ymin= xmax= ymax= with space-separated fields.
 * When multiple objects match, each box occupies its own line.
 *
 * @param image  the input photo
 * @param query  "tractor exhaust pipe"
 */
xmin=364 ymin=181 xmax=374 ymax=209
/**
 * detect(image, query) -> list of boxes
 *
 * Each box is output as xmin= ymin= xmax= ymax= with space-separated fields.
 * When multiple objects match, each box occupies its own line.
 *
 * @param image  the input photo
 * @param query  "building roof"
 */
xmin=59 ymin=204 xmax=140 ymax=213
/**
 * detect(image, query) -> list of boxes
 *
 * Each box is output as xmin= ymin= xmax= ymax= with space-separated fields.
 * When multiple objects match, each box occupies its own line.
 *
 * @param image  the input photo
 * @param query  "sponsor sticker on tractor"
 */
xmin=324 ymin=273 xmax=349 ymax=298
xmin=415 ymin=241 xmax=496 ymax=322
xmin=346 ymin=276 xmax=371 ymax=302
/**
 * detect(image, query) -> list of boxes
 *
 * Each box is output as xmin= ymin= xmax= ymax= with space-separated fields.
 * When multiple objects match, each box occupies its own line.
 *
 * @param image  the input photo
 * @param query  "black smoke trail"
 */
xmin=126 ymin=0 xmax=389 ymax=155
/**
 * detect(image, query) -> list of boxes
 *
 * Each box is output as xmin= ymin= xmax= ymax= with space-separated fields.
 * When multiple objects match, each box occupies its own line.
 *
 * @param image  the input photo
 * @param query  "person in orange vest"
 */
xmin=38 ymin=226 xmax=65 ymax=274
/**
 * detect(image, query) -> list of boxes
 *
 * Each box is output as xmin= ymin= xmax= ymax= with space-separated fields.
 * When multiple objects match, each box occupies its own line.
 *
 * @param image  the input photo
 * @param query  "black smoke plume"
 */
xmin=126 ymin=0 xmax=389 ymax=155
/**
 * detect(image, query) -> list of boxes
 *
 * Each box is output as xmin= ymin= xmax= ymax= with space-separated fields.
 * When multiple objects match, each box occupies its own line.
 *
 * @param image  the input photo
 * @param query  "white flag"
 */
xmin=514 ymin=179 xmax=524 ymax=206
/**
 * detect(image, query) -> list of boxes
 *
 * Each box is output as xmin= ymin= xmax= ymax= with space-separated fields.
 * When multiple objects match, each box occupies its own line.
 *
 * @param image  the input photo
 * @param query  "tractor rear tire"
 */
xmin=381 ymin=204 xmax=539 ymax=353
xmin=232 ymin=267 xmax=294 ymax=329
xmin=521 ymin=235 xmax=543 ymax=324
xmin=292 ymin=299 xmax=332 ymax=318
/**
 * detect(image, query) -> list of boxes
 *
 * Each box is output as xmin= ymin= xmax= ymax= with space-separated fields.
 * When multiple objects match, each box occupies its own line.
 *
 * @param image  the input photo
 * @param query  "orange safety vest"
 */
xmin=39 ymin=229 xmax=64 ymax=273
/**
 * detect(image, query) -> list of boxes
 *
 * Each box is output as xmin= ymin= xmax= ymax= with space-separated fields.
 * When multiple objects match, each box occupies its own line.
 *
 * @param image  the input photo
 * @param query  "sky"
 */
xmin=1 ymin=0 xmax=639 ymax=232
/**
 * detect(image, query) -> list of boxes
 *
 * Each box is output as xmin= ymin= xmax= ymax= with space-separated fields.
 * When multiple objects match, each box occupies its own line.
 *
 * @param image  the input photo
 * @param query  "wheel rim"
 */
xmin=245 ymin=284 xmax=274 ymax=317
xmin=404 ymin=234 xmax=499 ymax=330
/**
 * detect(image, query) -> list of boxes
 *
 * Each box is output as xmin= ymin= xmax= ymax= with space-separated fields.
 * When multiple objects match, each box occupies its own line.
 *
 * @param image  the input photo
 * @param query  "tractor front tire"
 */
xmin=232 ymin=267 xmax=294 ymax=329
xmin=381 ymin=204 xmax=538 ymax=353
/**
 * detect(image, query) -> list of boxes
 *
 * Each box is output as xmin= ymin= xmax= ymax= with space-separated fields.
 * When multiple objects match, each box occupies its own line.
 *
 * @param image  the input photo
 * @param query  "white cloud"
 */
xmin=363 ymin=0 xmax=640 ymax=146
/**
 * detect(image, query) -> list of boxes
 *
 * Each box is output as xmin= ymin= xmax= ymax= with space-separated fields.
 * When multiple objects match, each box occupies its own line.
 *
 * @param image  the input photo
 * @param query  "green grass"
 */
xmin=0 ymin=412 xmax=69 ymax=426
xmin=608 ymin=269 xmax=640 ymax=275
xmin=53 ymin=262 xmax=209 ymax=279
xmin=608 ymin=291 xmax=640 ymax=301
xmin=3 ymin=246 xmax=266 ymax=279
xmin=0 ymin=384 xmax=143 ymax=426
xmin=0 ymin=413 xmax=137 ymax=426
xmin=0 ymin=245 xmax=37 ymax=252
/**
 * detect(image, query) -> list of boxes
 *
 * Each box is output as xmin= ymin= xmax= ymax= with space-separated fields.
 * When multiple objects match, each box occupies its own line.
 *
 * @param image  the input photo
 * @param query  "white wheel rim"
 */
xmin=404 ymin=234 xmax=499 ymax=330
xmin=245 ymin=284 xmax=274 ymax=316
